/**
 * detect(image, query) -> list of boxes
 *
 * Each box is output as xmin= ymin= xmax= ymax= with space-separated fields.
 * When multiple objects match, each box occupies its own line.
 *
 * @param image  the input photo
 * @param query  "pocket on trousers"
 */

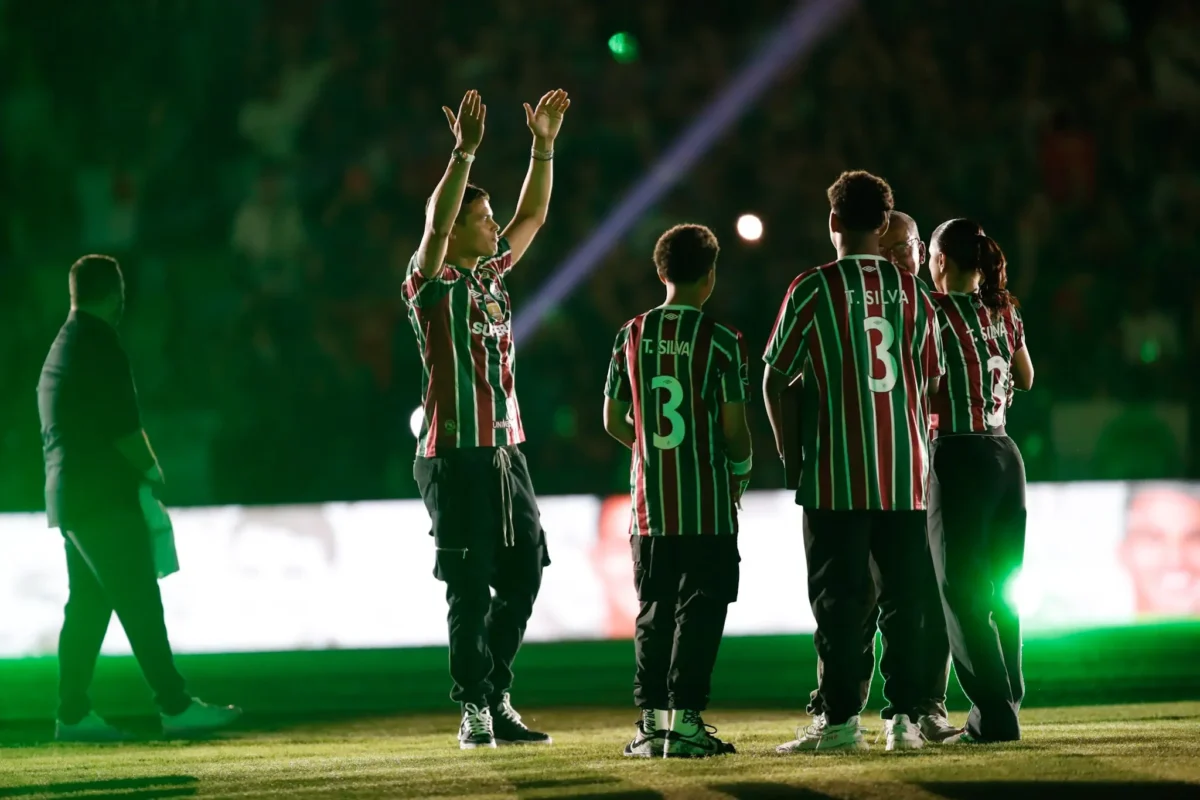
xmin=630 ymin=536 xmax=667 ymax=602
xmin=692 ymin=537 xmax=741 ymax=603
xmin=433 ymin=543 xmax=473 ymax=583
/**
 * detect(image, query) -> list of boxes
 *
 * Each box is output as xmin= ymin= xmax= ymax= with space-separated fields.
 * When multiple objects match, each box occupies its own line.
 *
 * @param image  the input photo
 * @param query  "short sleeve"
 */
xmin=763 ymin=272 xmax=819 ymax=380
xmin=604 ymin=327 xmax=632 ymax=402
xmin=926 ymin=297 xmax=947 ymax=379
xmin=488 ymin=237 xmax=515 ymax=277
xmin=402 ymin=251 xmax=455 ymax=308
xmin=718 ymin=330 xmax=751 ymax=403
xmin=1012 ymin=307 xmax=1026 ymax=352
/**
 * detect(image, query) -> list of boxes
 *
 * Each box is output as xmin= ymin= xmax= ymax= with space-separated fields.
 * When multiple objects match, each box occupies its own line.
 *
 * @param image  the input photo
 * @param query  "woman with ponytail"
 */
xmin=925 ymin=218 xmax=1034 ymax=744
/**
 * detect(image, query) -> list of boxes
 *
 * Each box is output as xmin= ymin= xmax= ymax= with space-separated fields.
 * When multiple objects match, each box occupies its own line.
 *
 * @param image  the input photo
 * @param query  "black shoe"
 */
xmin=491 ymin=692 xmax=552 ymax=745
xmin=458 ymin=703 xmax=496 ymax=750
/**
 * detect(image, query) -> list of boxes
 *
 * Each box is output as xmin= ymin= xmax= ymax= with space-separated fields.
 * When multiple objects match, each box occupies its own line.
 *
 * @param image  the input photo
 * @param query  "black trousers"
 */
xmin=631 ymin=535 xmax=739 ymax=711
xmin=807 ymin=544 xmax=952 ymax=719
xmin=415 ymin=445 xmax=549 ymax=709
xmin=928 ymin=433 xmax=1027 ymax=742
xmin=803 ymin=509 xmax=936 ymax=725
xmin=59 ymin=509 xmax=191 ymax=723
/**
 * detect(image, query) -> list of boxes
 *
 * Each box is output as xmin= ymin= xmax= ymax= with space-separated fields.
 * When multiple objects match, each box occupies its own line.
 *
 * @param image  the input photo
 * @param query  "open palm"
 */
xmin=524 ymin=89 xmax=570 ymax=141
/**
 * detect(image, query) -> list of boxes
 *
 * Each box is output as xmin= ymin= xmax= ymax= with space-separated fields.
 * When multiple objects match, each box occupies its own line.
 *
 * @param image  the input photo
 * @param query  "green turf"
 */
xmin=1 ymin=703 xmax=1198 ymax=799
xmin=2 ymin=624 xmax=1198 ymax=721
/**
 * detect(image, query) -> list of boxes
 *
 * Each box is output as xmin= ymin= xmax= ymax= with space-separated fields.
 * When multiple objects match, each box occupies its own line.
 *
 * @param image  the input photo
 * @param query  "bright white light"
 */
xmin=736 ymin=213 xmax=763 ymax=242
xmin=409 ymin=408 xmax=425 ymax=438
xmin=1004 ymin=569 xmax=1042 ymax=618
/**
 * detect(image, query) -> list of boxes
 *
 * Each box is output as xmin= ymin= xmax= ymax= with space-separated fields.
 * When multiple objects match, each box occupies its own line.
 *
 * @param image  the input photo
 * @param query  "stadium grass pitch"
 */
xmin=2 ymin=703 xmax=1198 ymax=799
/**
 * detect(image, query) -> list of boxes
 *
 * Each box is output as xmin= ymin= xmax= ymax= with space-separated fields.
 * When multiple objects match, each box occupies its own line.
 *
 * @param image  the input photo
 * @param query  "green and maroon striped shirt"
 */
xmin=402 ymin=237 xmax=523 ymax=456
xmin=932 ymin=292 xmax=1025 ymax=433
xmin=605 ymin=307 xmax=750 ymax=536
xmin=764 ymin=256 xmax=945 ymax=511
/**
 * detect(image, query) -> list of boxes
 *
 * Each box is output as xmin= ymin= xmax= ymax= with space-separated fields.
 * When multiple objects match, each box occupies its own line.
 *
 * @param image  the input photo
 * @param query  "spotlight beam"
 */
xmin=514 ymin=0 xmax=854 ymax=342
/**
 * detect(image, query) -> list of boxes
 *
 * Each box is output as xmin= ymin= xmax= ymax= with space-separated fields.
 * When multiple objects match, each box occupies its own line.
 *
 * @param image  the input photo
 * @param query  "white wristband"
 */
xmin=531 ymin=147 xmax=554 ymax=161
xmin=730 ymin=455 xmax=753 ymax=476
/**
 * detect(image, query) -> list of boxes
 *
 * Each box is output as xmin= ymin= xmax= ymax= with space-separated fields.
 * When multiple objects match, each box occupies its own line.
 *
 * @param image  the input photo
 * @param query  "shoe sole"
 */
xmin=778 ymin=741 xmax=871 ymax=754
xmin=460 ymin=740 xmax=498 ymax=750
xmin=623 ymin=749 xmax=662 ymax=758
xmin=886 ymin=740 xmax=925 ymax=752
xmin=496 ymin=737 xmax=552 ymax=746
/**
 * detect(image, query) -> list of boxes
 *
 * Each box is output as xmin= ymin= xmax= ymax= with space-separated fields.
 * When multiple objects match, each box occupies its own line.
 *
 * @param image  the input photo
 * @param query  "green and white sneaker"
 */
xmin=55 ymin=712 xmax=133 ymax=743
xmin=161 ymin=698 xmax=242 ymax=737
xmin=663 ymin=709 xmax=734 ymax=759
xmin=776 ymin=714 xmax=869 ymax=753
xmin=944 ymin=730 xmax=982 ymax=744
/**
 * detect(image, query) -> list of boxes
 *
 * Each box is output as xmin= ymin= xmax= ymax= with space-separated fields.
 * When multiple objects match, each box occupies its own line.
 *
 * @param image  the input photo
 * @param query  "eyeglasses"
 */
xmin=882 ymin=237 xmax=921 ymax=258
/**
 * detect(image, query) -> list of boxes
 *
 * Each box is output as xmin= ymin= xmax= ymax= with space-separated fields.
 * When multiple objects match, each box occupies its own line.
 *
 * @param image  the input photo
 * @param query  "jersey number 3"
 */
xmin=864 ymin=316 xmax=898 ymax=393
xmin=985 ymin=355 xmax=1009 ymax=428
xmin=651 ymin=375 xmax=686 ymax=450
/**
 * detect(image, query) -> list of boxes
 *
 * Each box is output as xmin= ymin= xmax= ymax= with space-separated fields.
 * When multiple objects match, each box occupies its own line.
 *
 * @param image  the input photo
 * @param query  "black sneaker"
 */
xmin=623 ymin=712 xmax=666 ymax=758
xmin=458 ymin=703 xmax=496 ymax=750
xmin=491 ymin=692 xmax=552 ymax=745
xmin=664 ymin=710 xmax=735 ymax=758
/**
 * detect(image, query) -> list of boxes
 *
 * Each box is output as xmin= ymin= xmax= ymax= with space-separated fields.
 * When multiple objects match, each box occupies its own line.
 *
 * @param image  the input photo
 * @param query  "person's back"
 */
xmin=930 ymin=292 xmax=1024 ymax=434
xmin=774 ymin=255 xmax=943 ymax=510
xmin=36 ymin=254 xmax=241 ymax=743
xmin=39 ymin=310 xmax=142 ymax=529
xmin=925 ymin=219 xmax=1034 ymax=744
xmin=764 ymin=170 xmax=946 ymax=756
xmin=604 ymin=224 xmax=751 ymax=759
xmin=609 ymin=306 xmax=748 ymax=536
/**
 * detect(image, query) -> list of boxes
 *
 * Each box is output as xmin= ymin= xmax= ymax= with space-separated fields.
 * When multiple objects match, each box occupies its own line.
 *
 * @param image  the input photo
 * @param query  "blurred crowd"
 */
xmin=0 ymin=0 xmax=1197 ymax=511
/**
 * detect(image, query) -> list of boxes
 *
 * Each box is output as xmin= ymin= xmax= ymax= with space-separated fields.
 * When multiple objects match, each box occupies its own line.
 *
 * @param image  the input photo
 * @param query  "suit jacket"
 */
xmin=38 ymin=311 xmax=143 ymax=529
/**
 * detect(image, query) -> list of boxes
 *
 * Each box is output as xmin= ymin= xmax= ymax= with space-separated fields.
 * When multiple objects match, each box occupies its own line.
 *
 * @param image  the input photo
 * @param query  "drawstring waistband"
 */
xmin=494 ymin=447 xmax=516 ymax=547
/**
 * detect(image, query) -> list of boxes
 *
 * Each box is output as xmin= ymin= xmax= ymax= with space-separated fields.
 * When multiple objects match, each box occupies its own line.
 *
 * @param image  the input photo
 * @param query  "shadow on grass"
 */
xmin=710 ymin=783 xmax=839 ymax=799
xmin=0 ymin=775 xmax=198 ymax=799
xmin=921 ymin=782 xmax=1200 ymax=800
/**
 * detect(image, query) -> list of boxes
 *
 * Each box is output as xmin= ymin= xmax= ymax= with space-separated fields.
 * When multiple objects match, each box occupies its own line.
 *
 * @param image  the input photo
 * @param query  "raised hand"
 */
xmin=524 ymin=89 xmax=570 ymax=143
xmin=443 ymin=90 xmax=486 ymax=154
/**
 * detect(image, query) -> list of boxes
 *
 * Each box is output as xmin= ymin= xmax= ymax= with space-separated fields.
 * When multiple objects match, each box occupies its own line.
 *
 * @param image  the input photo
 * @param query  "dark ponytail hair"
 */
xmin=930 ymin=218 xmax=1019 ymax=320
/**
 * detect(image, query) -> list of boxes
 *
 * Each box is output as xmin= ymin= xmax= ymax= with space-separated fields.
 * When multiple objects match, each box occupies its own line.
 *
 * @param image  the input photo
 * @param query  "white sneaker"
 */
xmin=458 ymin=703 xmax=497 ymax=750
xmin=623 ymin=710 xmax=667 ymax=758
xmin=55 ymin=712 xmax=133 ymax=743
xmin=919 ymin=714 xmax=963 ymax=743
xmin=885 ymin=714 xmax=925 ymax=751
xmin=776 ymin=714 xmax=869 ymax=753
xmin=161 ymin=698 xmax=242 ymax=737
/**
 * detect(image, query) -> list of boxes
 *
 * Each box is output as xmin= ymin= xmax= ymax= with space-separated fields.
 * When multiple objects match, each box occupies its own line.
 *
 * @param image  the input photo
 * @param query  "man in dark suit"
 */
xmin=38 ymin=254 xmax=241 ymax=741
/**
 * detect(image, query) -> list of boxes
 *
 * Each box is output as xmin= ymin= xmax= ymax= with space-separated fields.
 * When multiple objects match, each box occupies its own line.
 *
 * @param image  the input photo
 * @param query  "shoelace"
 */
xmin=463 ymin=703 xmax=493 ymax=737
xmin=797 ymin=716 xmax=827 ymax=740
xmin=494 ymin=448 xmax=516 ymax=547
xmin=496 ymin=697 xmax=525 ymax=728
xmin=680 ymin=711 xmax=725 ymax=744
xmin=924 ymin=714 xmax=953 ymax=732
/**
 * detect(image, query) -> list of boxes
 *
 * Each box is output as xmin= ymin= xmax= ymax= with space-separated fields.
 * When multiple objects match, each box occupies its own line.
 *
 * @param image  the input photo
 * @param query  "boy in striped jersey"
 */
xmin=603 ymin=224 xmax=753 ymax=759
xmin=403 ymin=88 xmax=569 ymax=749
xmin=763 ymin=172 xmax=946 ymax=753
